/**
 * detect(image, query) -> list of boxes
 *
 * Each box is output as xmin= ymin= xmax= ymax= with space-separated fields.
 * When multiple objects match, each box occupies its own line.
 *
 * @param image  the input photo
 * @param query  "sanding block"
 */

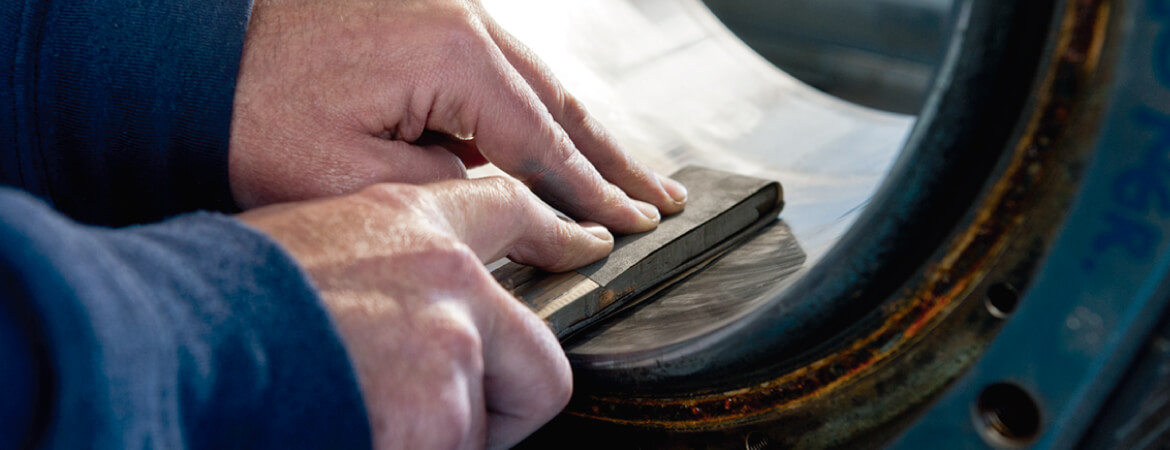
xmin=493 ymin=166 xmax=783 ymax=341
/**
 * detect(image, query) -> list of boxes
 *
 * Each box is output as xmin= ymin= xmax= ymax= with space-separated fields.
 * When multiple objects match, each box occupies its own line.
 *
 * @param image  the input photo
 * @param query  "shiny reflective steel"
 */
xmin=703 ymin=0 xmax=954 ymax=114
xmin=479 ymin=0 xmax=1147 ymax=447
xmin=480 ymin=0 xmax=914 ymax=264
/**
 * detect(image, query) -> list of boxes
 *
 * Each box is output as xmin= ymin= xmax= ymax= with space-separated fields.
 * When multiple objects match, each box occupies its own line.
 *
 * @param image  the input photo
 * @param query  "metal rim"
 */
xmin=522 ymin=0 xmax=1122 ymax=446
xmin=571 ymin=0 xmax=1062 ymax=391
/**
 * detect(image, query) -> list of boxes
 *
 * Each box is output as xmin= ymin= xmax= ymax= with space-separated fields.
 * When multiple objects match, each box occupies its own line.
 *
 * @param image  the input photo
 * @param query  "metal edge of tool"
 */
xmin=497 ymin=167 xmax=782 ymax=342
xmin=561 ymin=174 xmax=782 ymax=340
xmin=559 ymin=194 xmax=783 ymax=343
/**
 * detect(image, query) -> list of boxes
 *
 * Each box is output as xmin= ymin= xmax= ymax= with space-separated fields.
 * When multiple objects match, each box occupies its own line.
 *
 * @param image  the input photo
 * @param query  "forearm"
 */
xmin=0 ymin=0 xmax=252 ymax=226
xmin=0 ymin=189 xmax=370 ymax=449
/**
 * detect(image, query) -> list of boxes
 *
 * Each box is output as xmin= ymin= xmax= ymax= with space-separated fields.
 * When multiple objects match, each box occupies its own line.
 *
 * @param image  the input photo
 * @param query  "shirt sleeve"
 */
xmin=0 ymin=188 xmax=372 ymax=449
xmin=0 ymin=0 xmax=251 ymax=226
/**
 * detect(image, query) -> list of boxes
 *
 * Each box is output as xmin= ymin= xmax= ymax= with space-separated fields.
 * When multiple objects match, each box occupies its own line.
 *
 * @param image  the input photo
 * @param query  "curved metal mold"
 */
xmin=482 ymin=0 xmax=1154 ymax=447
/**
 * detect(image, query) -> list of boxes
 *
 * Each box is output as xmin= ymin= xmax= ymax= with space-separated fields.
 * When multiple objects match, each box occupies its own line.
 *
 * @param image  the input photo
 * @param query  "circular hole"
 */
xmin=975 ymin=382 xmax=1042 ymax=446
xmin=985 ymin=283 xmax=1020 ymax=319
xmin=744 ymin=431 xmax=771 ymax=450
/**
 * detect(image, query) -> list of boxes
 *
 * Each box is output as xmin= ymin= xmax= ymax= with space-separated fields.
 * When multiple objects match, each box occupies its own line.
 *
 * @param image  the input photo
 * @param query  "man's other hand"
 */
xmin=240 ymin=177 xmax=614 ymax=449
xmin=230 ymin=0 xmax=687 ymax=235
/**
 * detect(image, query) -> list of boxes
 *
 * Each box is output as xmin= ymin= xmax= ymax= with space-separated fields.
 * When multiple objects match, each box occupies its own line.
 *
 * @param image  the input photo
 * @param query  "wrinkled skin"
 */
xmin=230 ymin=0 xmax=691 ymax=448
xmin=241 ymin=178 xmax=614 ymax=449
xmin=230 ymin=0 xmax=688 ymax=234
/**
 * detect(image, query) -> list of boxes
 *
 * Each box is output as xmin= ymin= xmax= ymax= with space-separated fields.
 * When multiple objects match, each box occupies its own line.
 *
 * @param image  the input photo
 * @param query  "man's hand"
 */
xmin=240 ymin=177 xmax=613 ymax=449
xmin=230 ymin=0 xmax=687 ymax=234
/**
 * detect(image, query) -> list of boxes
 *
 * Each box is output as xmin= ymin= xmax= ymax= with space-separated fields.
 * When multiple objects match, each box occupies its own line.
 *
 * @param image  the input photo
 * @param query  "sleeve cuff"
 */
xmin=0 ymin=190 xmax=371 ymax=448
xmin=21 ymin=0 xmax=253 ymax=225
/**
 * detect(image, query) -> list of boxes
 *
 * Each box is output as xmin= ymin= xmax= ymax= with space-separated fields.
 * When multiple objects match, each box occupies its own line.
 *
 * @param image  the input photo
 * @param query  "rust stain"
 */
xmin=599 ymin=290 xmax=616 ymax=309
xmin=599 ymin=285 xmax=637 ymax=310
xmin=565 ymin=0 xmax=1111 ymax=431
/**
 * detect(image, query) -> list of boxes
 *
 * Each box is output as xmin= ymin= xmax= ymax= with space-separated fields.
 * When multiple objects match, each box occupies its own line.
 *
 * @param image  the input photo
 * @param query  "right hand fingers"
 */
xmin=482 ymin=19 xmax=689 ymax=216
xmin=246 ymin=176 xmax=615 ymax=277
xmin=417 ymin=14 xmax=667 ymax=235
xmin=243 ymin=178 xmax=606 ymax=448
xmin=424 ymin=176 xmax=615 ymax=272
xmin=376 ymin=179 xmax=598 ymax=446
xmin=360 ymin=247 xmax=568 ymax=450
xmin=416 ymin=178 xmax=590 ymax=448
xmin=480 ymin=279 xmax=571 ymax=449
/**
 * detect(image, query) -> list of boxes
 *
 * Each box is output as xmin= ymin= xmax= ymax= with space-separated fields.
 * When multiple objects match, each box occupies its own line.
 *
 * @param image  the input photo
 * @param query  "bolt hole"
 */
xmin=985 ymin=283 xmax=1019 ymax=319
xmin=976 ymin=382 xmax=1042 ymax=447
xmin=744 ymin=431 xmax=770 ymax=450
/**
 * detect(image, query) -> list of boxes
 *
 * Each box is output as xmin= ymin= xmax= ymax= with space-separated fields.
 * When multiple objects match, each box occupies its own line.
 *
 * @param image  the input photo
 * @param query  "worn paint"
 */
xmin=560 ymin=0 xmax=1112 ymax=442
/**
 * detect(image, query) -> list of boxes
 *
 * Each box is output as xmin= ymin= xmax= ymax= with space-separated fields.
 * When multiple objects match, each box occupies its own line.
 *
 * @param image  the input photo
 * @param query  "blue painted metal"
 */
xmin=893 ymin=0 xmax=1170 ymax=447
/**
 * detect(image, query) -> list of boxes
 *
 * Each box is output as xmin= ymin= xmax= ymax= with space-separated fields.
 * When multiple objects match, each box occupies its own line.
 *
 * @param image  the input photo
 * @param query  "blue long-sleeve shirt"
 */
xmin=0 ymin=0 xmax=372 ymax=447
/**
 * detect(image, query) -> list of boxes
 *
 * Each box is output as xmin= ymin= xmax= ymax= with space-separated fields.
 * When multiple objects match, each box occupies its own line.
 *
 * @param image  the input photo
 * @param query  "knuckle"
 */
xmin=543 ymin=223 xmax=576 ymax=265
xmin=609 ymin=161 xmax=657 ymax=196
xmin=412 ymin=10 xmax=492 ymax=93
xmin=429 ymin=392 xmax=475 ymax=447
xmin=547 ymin=358 xmax=573 ymax=413
xmin=359 ymin=183 xmax=429 ymax=210
xmin=442 ymin=410 xmax=474 ymax=448
xmin=489 ymin=174 xmax=527 ymax=193
xmin=509 ymin=229 xmax=570 ymax=271
xmin=514 ymin=128 xmax=576 ymax=185
xmin=573 ymin=182 xmax=626 ymax=221
xmin=433 ymin=315 xmax=485 ymax=369
xmin=560 ymin=92 xmax=591 ymax=126
xmin=428 ymin=0 xmax=478 ymax=27
xmin=432 ymin=14 xmax=491 ymax=64
xmin=485 ymin=175 xmax=532 ymax=211
xmin=415 ymin=239 xmax=481 ymax=275
xmin=522 ymin=337 xmax=573 ymax=418
xmin=438 ymin=30 xmax=480 ymax=62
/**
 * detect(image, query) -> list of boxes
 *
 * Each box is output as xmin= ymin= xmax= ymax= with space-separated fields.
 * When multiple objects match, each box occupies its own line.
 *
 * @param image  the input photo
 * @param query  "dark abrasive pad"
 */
xmin=577 ymin=166 xmax=782 ymax=285
xmin=494 ymin=166 xmax=783 ymax=340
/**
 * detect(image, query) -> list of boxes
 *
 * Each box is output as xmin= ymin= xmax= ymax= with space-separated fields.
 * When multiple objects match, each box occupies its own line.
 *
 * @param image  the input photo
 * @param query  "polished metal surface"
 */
xmin=479 ymin=0 xmax=914 ymax=264
xmin=482 ymin=0 xmax=1170 ymax=448
xmin=476 ymin=0 xmax=922 ymax=395
xmin=703 ymin=0 xmax=954 ymax=114
xmin=476 ymin=0 xmax=914 ymax=388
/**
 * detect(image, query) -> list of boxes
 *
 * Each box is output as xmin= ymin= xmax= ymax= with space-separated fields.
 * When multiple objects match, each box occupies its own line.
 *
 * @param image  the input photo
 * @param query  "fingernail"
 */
xmin=579 ymin=221 xmax=613 ymax=241
xmin=633 ymin=200 xmax=661 ymax=223
xmin=660 ymin=175 xmax=688 ymax=204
